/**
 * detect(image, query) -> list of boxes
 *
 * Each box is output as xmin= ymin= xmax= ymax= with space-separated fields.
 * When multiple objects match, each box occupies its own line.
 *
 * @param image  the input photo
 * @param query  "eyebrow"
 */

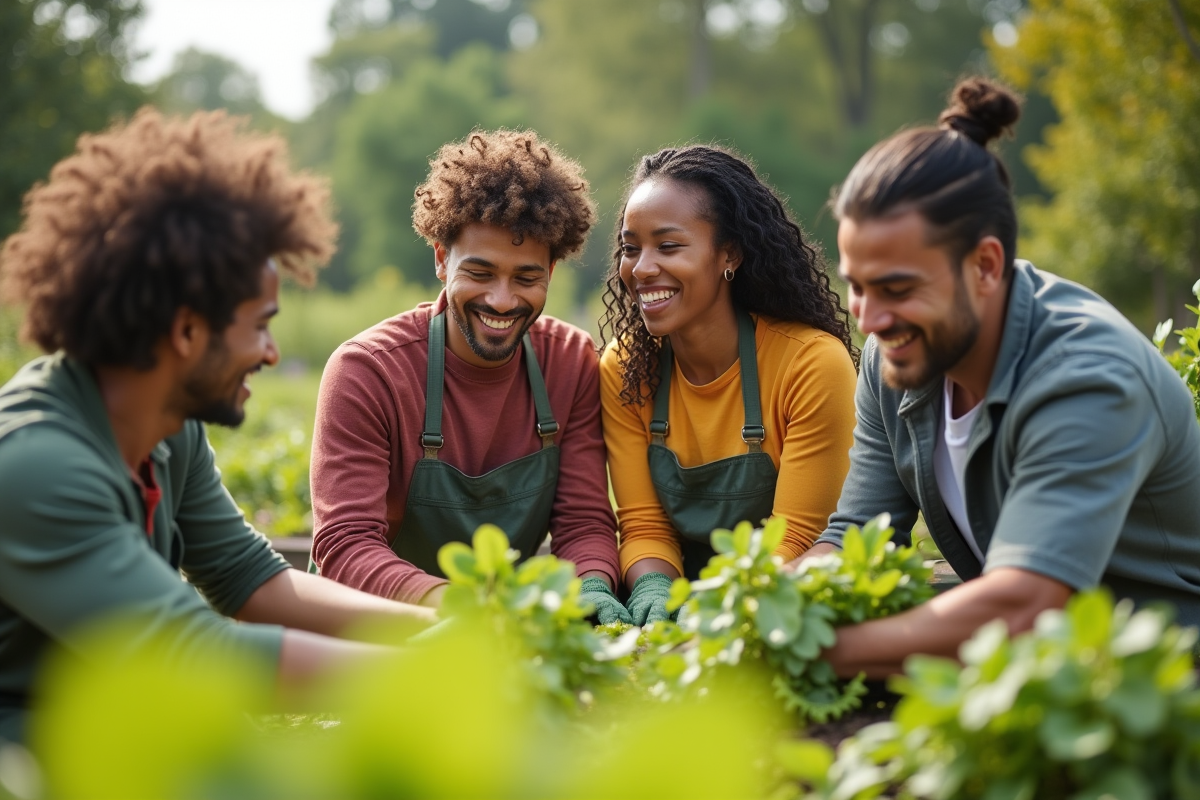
xmin=839 ymin=269 xmax=922 ymax=286
xmin=622 ymin=225 xmax=686 ymax=238
xmin=460 ymin=256 xmax=547 ymax=272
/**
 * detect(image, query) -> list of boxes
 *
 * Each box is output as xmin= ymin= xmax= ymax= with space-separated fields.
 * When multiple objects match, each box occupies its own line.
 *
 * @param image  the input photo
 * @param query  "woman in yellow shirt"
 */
xmin=599 ymin=145 xmax=859 ymax=625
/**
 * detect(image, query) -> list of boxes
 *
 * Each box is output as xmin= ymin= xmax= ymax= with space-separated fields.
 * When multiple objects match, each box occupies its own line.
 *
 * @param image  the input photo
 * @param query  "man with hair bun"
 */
xmin=0 ymin=109 xmax=437 ymax=745
xmin=310 ymin=130 xmax=628 ymax=623
xmin=800 ymin=78 xmax=1200 ymax=675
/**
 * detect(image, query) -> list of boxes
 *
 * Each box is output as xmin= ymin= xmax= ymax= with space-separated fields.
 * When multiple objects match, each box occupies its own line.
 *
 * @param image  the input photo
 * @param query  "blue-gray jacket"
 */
xmin=818 ymin=261 xmax=1200 ymax=627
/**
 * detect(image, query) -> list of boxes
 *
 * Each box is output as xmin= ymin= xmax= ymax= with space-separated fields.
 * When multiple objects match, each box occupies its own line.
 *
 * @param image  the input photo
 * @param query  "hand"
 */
xmin=626 ymin=572 xmax=675 ymax=626
xmin=579 ymin=577 xmax=633 ymax=625
xmin=784 ymin=541 xmax=840 ymax=572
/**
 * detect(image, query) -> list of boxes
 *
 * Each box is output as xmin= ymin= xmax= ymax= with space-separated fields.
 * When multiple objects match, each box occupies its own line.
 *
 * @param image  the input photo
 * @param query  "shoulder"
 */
xmin=755 ymin=316 xmax=856 ymax=373
xmin=0 ymin=422 xmax=118 ymax=508
xmin=1015 ymin=263 xmax=1186 ymax=405
xmin=342 ymin=304 xmax=433 ymax=358
xmin=529 ymin=314 xmax=599 ymax=356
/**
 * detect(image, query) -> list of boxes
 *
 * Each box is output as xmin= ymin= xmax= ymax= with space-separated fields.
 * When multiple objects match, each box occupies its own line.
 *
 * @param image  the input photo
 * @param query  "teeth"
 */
xmin=879 ymin=332 xmax=916 ymax=348
xmin=639 ymin=290 xmax=677 ymax=304
xmin=478 ymin=313 xmax=516 ymax=330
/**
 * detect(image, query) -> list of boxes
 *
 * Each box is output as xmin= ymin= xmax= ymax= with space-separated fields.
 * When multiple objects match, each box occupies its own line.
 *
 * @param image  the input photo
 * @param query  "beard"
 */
xmin=880 ymin=276 xmax=980 ymax=391
xmin=181 ymin=341 xmax=258 ymax=428
xmin=448 ymin=299 xmax=538 ymax=363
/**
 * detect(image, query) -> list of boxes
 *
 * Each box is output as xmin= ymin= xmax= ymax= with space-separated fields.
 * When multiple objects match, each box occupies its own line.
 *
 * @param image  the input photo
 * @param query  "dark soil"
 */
xmin=802 ymin=681 xmax=900 ymax=747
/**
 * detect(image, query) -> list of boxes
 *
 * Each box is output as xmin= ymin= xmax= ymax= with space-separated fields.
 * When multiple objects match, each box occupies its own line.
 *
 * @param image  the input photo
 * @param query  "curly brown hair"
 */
xmin=0 ymin=107 xmax=337 ymax=369
xmin=413 ymin=129 xmax=595 ymax=262
xmin=600 ymin=144 xmax=858 ymax=406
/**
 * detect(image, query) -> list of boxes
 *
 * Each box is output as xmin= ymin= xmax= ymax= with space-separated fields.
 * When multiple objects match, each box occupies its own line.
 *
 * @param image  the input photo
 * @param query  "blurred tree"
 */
xmin=992 ymin=0 xmax=1200 ymax=329
xmin=151 ymin=47 xmax=285 ymax=130
xmin=328 ymin=0 xmax=527 ymax=58
xmin=329 ymin=44 xmax=524 ymax=287
xmin=0 ymin=0 xmax=145 ymax=239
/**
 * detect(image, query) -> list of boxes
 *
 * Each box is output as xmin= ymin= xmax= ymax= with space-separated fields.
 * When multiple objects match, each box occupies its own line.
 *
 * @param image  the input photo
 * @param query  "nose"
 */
xmin=263 ymin=330 xmax=280 ymax=367
xmin=627 ymin=253 xmax=659 ymax=284
xmin=484 ymin=281 xmax=520 ymax=314
xmin=852 ymin=292 xmax=894 ymax=336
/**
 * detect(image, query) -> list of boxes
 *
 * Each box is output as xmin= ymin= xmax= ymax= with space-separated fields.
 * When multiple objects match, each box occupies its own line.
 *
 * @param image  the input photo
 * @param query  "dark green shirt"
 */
xmin=0 ymin=355 xmax=288 ymax=743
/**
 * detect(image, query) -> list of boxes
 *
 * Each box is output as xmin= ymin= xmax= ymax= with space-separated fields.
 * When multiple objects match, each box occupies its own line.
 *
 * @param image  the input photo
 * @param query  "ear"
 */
xmin=168 ymin=307 xmax=211 ymax=362
xmin=720 ymin=242 xmax=743 ymax=274
xmin=547 ymin=260 xmax=557 ymax=280
xmin=433 ymin=241 xmax=449 ymax=282
xmin=967 ymin=235 xmax=1006 ymax=297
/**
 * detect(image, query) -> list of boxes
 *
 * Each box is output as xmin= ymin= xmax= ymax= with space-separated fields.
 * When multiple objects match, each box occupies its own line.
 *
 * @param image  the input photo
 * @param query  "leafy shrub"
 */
xmin=654 ymin=514 xmax=933 ymax=723
xmin=1154 ymin=278 xmax=1200 ymax=422
xmin=437 ymin=524 xmax=640 ymax=713
xmin=811 ymin=590 xmax=1200 ymax=800
xmin=206 ymin=409 xmax=313 ymax=536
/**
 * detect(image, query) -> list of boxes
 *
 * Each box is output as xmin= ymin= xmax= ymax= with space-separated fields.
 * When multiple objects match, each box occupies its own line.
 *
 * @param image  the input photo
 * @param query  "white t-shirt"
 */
xmin=933 ymin=377 xmax=987 ymax=563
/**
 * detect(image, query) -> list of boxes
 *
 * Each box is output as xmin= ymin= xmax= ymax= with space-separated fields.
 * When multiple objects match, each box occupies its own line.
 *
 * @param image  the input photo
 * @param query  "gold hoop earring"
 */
xmin=723 ymin=267 xmax=735 ymax=282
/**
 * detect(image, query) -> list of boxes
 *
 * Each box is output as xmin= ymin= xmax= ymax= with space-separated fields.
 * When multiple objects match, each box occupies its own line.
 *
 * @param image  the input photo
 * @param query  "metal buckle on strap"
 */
xmin=421 ymin=432 xmax=444 ymax=459
xmin=741 ymin=424 xmax=765 ymax=453
xmin=537 ymin=421 xmax=559 ymax=448
xmin=649 ymin=420 xmax=669 ymax=446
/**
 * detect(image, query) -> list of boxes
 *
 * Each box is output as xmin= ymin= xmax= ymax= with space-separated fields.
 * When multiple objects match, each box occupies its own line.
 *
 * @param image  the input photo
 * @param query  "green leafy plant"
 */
xmin=1153 ymin=278 xmax=1200 ymax=422
xmin=207 ymin=410 xmax=312 ymax=536
xmin=436 ymin=524 xmax=639 ymax=712
xmin=662 ymin=515 xmax=933 ymax=722
xmin=815 ymin=589 xmax=1200 ymax=800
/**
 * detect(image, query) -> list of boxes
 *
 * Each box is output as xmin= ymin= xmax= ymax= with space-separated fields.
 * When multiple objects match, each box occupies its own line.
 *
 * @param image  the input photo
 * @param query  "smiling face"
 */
xmin=435 ymin=222 xmax=554 ymax=368
xmin=181 ymin=260 xmax=281 ymax=427
xmin=618 ymin=179 xmax=738 ymax=340
xmin=838 ymin=211 xmax=981 ymax=390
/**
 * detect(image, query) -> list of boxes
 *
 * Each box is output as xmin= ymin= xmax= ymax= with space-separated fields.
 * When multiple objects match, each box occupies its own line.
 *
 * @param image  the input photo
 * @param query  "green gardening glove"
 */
xmin=626 ymin=572 xmax=675 ymax=626
xmin=579 ymin=577 xmax=634 ymax=625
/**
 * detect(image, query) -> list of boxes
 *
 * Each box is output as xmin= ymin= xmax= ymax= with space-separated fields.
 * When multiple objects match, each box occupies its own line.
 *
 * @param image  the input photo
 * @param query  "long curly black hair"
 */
xmin=599 ymin=144 xmax=858 ymax=406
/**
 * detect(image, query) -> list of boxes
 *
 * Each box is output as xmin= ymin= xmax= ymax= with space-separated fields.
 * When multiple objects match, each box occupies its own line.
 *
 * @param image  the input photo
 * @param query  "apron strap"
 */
xmin=422 ymin=311 xmax=561 ymax=456
xmin=650 ymin=340 xmax=672 ymax=446
xmin=649 ymin=309 xmax=763 ymax=453
xmin=421 ymin=311 xmax=448 ymax=459
xmin=522 ymin=332 xmax=559 ymax=449
xmin=736 ymin=310 xmax=765 ymax=454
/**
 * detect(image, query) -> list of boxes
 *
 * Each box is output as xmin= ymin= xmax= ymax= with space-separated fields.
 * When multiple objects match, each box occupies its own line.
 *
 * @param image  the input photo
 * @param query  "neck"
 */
xmin=668 ymin=303 xmax=740 ymax=386
xmin=93 ymin=365 xmax=187 ymax=471
xmin=946 ymin=280 xmax=1011 ymax=414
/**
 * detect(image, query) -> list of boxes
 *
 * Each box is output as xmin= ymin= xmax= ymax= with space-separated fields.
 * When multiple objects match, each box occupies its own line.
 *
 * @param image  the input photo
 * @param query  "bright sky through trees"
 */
xmin=131 ymin=0 xmax=335 ymax=119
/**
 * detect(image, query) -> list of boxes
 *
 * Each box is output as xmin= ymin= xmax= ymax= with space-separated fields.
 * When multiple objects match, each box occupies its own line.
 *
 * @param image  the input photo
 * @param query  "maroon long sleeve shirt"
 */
xmin=310 ymin=294 xmax=620 ymax=603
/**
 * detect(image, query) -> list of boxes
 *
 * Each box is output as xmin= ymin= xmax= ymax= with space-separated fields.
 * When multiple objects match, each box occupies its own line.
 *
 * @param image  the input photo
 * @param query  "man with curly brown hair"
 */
xmin=310 ymin=130 xmax=627 ymax=623
xmin=0 ymin=109 xmax=436 ymax=745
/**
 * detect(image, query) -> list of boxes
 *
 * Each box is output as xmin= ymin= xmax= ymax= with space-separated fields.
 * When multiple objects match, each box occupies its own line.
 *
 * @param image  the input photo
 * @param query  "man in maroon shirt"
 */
xmin=310 ymin=130 xmax=628 ymax=622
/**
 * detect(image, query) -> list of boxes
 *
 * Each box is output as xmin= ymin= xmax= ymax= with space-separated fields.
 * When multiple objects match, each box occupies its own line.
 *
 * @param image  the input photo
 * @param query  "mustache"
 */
xmin=876 ymin=323 xmax=919 ymax=340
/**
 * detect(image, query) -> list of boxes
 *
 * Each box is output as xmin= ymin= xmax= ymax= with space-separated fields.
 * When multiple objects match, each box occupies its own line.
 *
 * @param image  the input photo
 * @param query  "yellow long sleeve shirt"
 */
xmin=600 ymin=314 xmax=858 ymax=580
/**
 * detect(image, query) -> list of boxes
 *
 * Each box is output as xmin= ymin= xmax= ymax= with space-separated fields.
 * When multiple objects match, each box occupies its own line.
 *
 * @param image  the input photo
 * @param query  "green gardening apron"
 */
xmin=391 ymin=311 xmax=560 ymax=577
xmin=308 ymin=311 xmax=559 ymax=577
xmin=648 ymin=310 xmax=778 ymax=579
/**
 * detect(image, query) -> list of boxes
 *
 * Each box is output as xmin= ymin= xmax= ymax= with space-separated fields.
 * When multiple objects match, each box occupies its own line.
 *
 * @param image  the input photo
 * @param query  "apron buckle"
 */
xmin=741 ymin=424 xmax=765 ymax=454
xmin=421 ymin=432 xmax=444 ymax=459
xmin=537 ymin=420 xmax=559 ymax=449
xmin=649 ymin=419 xmax=669 ymax=446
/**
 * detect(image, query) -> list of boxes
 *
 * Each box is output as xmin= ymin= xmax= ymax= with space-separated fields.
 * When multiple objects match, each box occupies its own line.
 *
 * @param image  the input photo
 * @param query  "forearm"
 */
xmin=823 ymin=567 xmax=1073 ymax=678
xmin=236 ymin=570 xmax=437 ymax=641
xmin=276 ymin=629 xmax=393 ymax=693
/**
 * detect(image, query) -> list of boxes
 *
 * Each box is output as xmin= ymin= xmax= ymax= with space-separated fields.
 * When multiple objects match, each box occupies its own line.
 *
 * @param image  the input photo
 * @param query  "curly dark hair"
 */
xmin=413 ymin=129 xmax=596 ymax=262
xmin=0 ymin=107 xmax=337 ymax=370
xmin=599 ymin=144 xmax=858 ymax=406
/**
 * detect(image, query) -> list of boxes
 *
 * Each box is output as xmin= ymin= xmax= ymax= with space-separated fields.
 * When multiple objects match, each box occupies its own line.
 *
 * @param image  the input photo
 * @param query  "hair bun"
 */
xmin=937 ymin=77 xmax=1022 ymax=147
